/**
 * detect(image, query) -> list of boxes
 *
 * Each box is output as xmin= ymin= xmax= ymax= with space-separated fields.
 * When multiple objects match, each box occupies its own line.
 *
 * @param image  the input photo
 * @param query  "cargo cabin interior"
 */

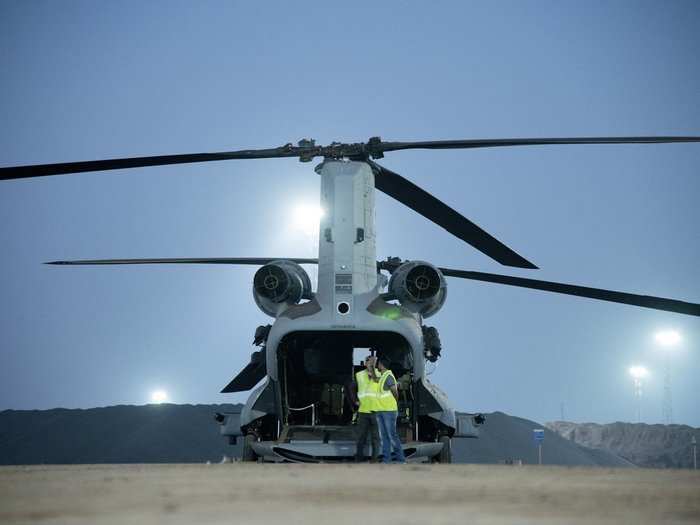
xmin=276 ymin=331 xmax=415 ymax=437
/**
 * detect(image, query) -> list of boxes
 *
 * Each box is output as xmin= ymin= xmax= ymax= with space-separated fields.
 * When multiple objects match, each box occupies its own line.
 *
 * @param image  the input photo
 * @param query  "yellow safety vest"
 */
xmin=376 ymin=370 xmax=398 ymax=412
xmin=356 ymin=369 xmax=380 ymax=413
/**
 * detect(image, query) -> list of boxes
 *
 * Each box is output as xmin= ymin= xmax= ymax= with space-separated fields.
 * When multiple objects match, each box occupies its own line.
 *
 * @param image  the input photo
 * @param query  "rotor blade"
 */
xmin=45 ymin=255 xmax=700 ymax=315
xmin=369 ymin=161 xmax=537 ymax=269
xmin=379 ymin=136 xmax=700 ymax=153
xmin=45 ymin=257 xmax=318 ymax=266
xmin=439 ymin=267 xmax=700 ymax=317
xmin=0 ymin=146 xmax=302 ymax=180
xmin=221 ymin=351 xmax=266 ymax=393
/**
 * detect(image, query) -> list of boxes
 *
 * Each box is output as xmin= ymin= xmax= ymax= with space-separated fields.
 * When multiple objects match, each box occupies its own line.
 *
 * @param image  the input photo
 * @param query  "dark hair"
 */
xmin=378 ymin=357 xmax=391 ymax=369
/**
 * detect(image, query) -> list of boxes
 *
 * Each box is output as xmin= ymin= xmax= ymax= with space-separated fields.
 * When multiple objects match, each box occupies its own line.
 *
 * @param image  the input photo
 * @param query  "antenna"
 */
xmin=628 ymin=366 xmax=649 ymax=423
xmin=655 ymin=330 xmax=681 ymax=424
xmin=662 ymin=362 xmax=673 ymax=425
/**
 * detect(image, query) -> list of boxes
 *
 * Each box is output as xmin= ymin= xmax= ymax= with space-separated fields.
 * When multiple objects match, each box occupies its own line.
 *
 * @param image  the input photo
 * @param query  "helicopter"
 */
xmin=2 ymin=135 xmax=700 ymax=463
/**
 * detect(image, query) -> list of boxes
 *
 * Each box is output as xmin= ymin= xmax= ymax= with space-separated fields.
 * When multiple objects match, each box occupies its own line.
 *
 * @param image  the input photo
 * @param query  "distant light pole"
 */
xmin=628 ymin=366 xmax=649 ymax=423
xmin=655 ymin=330 xmax=681 ymax=424
xmin=692 ymin=436 xmax=697 ymax=470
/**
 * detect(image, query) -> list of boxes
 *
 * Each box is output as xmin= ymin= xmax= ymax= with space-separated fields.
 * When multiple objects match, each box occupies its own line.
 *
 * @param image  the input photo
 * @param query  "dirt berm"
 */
xmin=0 ymin=405 xmax=630 ymax=466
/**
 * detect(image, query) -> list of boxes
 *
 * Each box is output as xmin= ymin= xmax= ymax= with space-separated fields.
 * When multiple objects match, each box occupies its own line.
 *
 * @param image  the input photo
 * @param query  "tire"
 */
xmin=241 ymin=434 xmax=258 ymax=462
xmin=435 ymin=435 xmax=452 ymax=464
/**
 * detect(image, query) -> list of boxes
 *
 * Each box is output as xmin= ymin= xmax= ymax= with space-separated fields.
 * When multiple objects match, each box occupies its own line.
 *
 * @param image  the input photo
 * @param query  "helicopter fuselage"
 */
xmin=222 ymin=160 xmax=479 ymax=462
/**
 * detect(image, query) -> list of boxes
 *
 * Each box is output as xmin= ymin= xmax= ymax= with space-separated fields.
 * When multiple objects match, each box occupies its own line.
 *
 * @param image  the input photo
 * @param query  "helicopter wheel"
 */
xmin=433 ymin=435 xmax=452 ymax=464
xmin=241 ymin=434 xmax=258 ymax=462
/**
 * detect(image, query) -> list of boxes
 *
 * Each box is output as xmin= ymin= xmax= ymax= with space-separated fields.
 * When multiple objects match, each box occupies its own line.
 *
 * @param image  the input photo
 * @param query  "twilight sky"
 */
xmin=1 ymin=1 xmax=699 ymax=426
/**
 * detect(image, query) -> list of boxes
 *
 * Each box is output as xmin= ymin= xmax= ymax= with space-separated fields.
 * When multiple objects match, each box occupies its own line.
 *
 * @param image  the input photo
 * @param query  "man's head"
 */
xmin=365 ymin=355 xmax=376 ymax=369
xmin=377 ymin=357 xmax=391 ymax=371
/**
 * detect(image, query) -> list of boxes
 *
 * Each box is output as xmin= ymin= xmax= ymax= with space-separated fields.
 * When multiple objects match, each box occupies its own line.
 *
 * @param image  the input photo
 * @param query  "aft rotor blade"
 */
xmin=45 ymin=257 xmax=318 ymax=266
xmin=379 ymin=136 xmax=700 ymax=153
xmin=221 ymin=350 xmax=266 ymax=393
xmin=370 ymin=161 xmax=537 ymax=269
xmin=0 ymin=147 xmax=301 ymax=180
xmin=439 ymin=267 xmax=700 ymax=317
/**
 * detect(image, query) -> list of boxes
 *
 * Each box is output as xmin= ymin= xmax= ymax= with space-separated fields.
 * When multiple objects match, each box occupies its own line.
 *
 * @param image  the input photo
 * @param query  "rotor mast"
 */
xmin=315 ymin=160 xmax=378 ymax=320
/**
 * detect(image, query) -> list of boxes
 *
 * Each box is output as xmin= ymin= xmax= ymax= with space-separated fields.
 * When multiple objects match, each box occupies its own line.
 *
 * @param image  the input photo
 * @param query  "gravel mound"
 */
xmin=546 ymin=420 xmax=700 ymax=468
xmin=0 ymin=404 xmax=240 ymax=464
xmin=1 ymin=405 xmax=630 ymax=466
xmin=455 ymin=412 xmax=633 ymax=467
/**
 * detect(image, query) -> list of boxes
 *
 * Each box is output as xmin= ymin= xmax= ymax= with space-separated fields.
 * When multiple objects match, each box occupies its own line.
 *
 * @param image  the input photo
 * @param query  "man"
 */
xmin=351 ymin=355 xmax=380 ymax=462
xmin=375 ymin=357 xmax=406 ymax=464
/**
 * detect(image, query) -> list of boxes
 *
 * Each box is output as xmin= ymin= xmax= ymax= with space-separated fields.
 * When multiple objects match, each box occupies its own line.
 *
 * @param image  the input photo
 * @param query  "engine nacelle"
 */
xmin=388 ymin=260 xmax=447 ymax=318
xmin=253 ymin=260 xmax=313 ymax=317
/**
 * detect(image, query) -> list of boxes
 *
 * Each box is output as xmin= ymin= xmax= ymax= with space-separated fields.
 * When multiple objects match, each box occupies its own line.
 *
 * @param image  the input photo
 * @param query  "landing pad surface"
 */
xmin=1 ymin=464 xmax=698 ymax=524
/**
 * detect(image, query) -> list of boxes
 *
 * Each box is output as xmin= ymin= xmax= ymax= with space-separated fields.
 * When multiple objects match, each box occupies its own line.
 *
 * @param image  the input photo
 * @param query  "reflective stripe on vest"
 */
xmin=376 ymin=370 xmax=398 ymax=412
xmin=356 ymin=369 xmax=380 ymax=413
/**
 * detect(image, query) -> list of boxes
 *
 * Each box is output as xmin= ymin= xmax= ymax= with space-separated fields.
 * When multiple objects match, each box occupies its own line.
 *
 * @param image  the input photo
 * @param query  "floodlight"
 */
xmin=655 ymin=330 xmax=681 ymax=347
xmin=628 ymin=366 xmax=649 ymax=379
xmin=150 ymin=389 xmax=168 ymax=403
xmin=292 ymin=204 xmax=324 ymax=236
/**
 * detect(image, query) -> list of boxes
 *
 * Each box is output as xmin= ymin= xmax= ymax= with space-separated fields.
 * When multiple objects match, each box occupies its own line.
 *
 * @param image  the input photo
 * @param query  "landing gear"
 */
xmin=433 ymin=435 xmax=452 ymax=464
xmin=241 ymin=434 xmax=258 ymax=462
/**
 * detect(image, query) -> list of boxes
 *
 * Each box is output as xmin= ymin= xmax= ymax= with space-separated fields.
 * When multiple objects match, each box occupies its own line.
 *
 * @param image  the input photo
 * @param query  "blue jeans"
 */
xmin=376 ymin=411 xmax=406 ymax=463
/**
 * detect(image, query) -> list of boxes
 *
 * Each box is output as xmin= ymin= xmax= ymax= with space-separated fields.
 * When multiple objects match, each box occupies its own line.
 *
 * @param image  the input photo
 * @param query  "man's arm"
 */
xmin=383 ymin=374 xmax=399 ymax=401
xmin=368 ymin=365 xmax=378 ymax=381
xmin=367 ymin=357 xmax=379 ymax=381
xmin=390 ymin=384 xmax=399 ymax=401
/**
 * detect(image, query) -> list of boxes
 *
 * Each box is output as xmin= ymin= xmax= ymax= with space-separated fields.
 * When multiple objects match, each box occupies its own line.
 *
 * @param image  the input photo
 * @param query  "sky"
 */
xmin=1 ymin=1 xmax=699 ymax=426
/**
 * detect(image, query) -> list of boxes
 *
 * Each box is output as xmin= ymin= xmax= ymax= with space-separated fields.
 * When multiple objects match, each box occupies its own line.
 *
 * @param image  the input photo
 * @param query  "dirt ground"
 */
xmin=1 ymin=463 xmax=699 ymax=525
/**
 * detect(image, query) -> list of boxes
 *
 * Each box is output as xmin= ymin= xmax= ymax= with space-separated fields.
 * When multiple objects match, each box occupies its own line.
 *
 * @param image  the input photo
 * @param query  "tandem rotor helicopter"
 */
xmin=3 ymin=135 xmax=700 ymax=463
